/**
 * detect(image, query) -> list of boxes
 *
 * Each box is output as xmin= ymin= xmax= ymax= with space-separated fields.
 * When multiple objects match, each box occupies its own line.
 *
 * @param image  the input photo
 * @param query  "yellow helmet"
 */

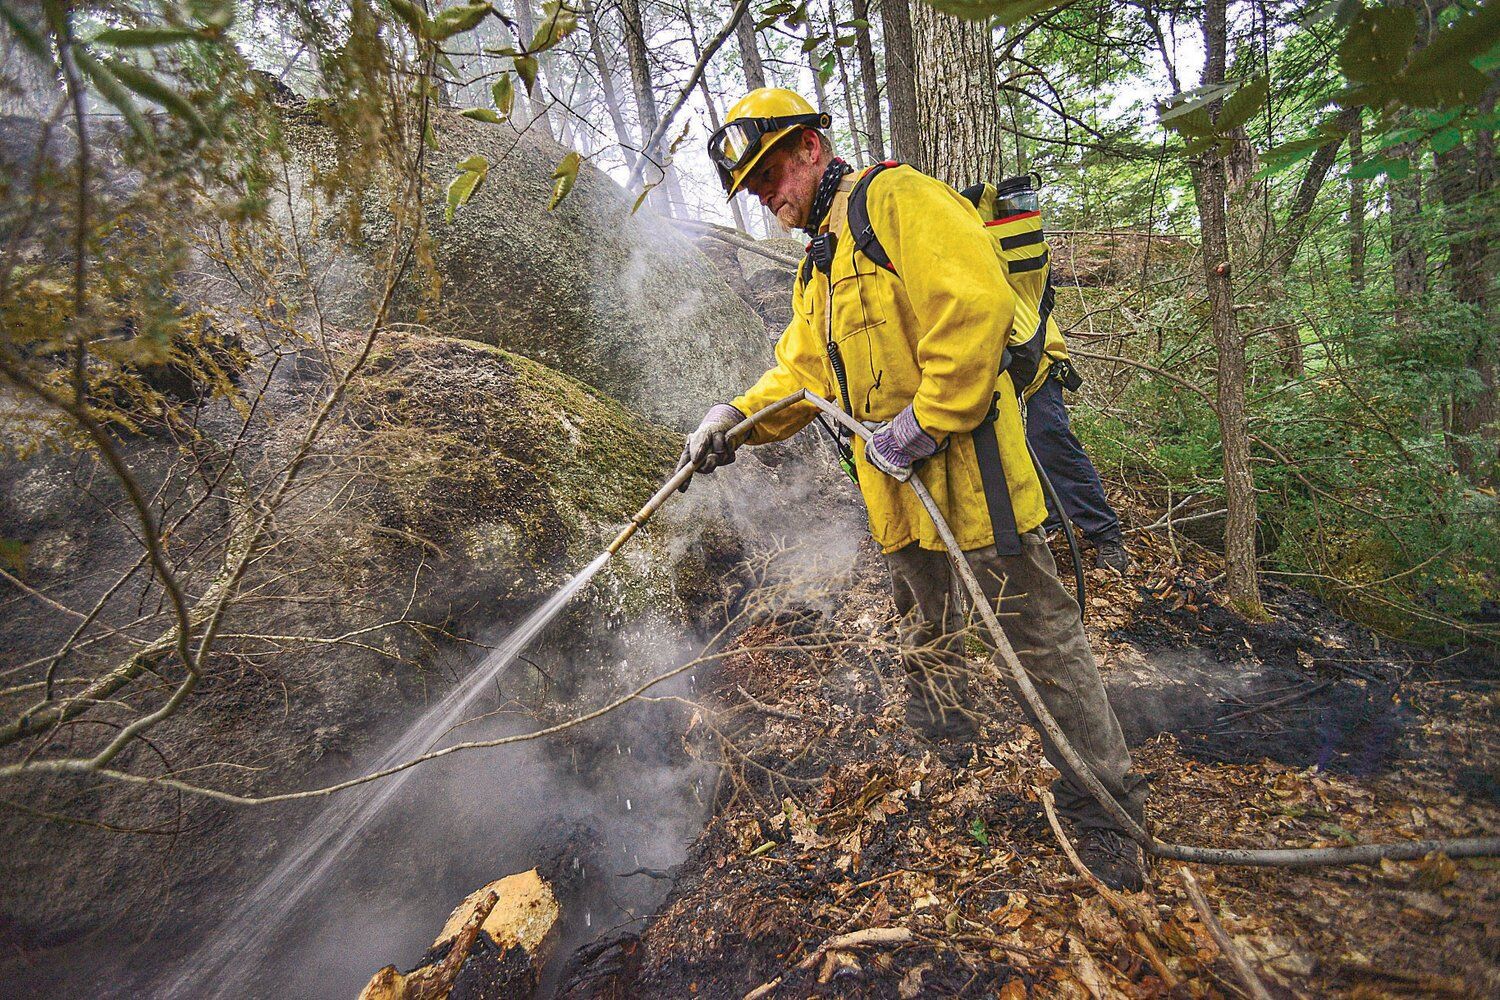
xmin=708 ymin=88 xmax=829 ymax=198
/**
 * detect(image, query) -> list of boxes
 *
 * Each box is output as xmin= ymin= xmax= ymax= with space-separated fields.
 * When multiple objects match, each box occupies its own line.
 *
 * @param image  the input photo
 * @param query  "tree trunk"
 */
xmin=1435 ymin=93 xmax=1497 ymax=484
xmin=1388 ymin=148 xmax=1427 ymax=330
xmin=581 ymin=0 xmax=639 ymax=174
xmin=619 ymin=0 xmax=671 ymax=215
xmin=828 ymin=0 xmax=865 ymax=160
xmin=509 ymin=0 xmax=555 ymax=140
xmin=1349 ymin=114 xmax=1366 ymax=291
xmin=686 ymin=7 xmax=748 ymax=231
xmin=1190 ymin=0 xmax=1265 ymax=619
xmin=736 ymin=10 xmax=766 ymax=89
xmin=910 ymin=3 xmax=1002 ymax=185
xmin=851 ymin=0 xmax=885 ymax=161
xmin=880 ymin=0 xmax=919 ymax=164
xmin=804 ymin=15 xmax=829 ymax=116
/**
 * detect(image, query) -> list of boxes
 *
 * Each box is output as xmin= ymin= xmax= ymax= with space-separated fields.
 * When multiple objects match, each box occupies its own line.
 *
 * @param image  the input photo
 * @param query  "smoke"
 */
xmin=143 ymin=598 xmax=716 ymax=1000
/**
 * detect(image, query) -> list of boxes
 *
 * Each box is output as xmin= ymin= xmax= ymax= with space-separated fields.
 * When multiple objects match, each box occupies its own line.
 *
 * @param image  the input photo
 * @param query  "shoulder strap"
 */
xmin=844 ymin=161 xmax=899 ymax=274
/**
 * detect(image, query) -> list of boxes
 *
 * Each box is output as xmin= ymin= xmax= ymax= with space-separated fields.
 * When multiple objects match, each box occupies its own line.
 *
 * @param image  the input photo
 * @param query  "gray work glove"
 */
xmin=864 ymin=404 xmax=941 ymax=482
xmin=676 ymin=403 xmax=745 ymax=491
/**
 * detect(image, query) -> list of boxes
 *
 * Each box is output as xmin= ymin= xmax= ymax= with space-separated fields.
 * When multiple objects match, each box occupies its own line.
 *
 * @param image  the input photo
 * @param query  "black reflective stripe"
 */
xmin=1035 ymin=277 xmax=1055 ymax=341
xmin=999 ymin=229 xmax=1045 ymax=251
xmin=1008 ymin=248 xmax=1049 ymax=274
xmin=972 ymin=410 xmax=1022 ymax=557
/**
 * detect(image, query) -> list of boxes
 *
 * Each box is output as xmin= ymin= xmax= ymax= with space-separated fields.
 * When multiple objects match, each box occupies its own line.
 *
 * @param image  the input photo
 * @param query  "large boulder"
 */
xmin=0 ymin=330 xmax=708 ymax=994
xmin=273 ymin=106 xmax=772 ymax=430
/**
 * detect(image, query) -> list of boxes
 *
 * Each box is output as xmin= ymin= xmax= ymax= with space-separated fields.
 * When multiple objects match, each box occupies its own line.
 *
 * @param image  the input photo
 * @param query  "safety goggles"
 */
xmin=706 ymin=112 xmax=830 ymax=174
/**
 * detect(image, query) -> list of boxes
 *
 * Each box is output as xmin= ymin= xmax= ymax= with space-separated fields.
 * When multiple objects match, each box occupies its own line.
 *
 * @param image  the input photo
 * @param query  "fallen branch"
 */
xmin=1039 ymin=789 xmax=1179 ymax=989
xmin=743 ymin=927 xmax=912 ymax=999
xmin=1176 ymin=868 xmax=1272 ymax=1000
xmin=673 ymin=218 xmax=802 ymax=268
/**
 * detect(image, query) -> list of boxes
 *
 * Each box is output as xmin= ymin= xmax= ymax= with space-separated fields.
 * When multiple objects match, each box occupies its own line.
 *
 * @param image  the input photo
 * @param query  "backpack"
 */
xmin=835 ymin=164 xmax=1069 ymax=399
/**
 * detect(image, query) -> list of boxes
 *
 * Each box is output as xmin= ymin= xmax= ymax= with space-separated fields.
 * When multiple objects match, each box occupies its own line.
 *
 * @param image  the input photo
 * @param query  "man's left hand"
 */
xmin=864 ymin=405 xmax=940 ymax=482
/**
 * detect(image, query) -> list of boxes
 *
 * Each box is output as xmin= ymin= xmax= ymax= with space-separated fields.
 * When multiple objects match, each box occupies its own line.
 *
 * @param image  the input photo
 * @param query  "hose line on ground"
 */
xmin=618 ymin=390 xmax=1500 ymax=868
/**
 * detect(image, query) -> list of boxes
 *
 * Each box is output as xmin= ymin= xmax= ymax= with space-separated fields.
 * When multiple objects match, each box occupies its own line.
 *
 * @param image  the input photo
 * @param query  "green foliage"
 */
xmin=548 ymin=151 xmax=581 ymax=210
xmin=446 ymin=155 xmax=490 ymax=222
xmin=923 ymin=0 xmax=1070 ymax=26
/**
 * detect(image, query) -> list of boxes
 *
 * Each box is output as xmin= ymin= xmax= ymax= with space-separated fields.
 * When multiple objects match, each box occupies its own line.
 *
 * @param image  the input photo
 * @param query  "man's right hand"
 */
xmin=676 ymin=403 xmax=745 ymax=491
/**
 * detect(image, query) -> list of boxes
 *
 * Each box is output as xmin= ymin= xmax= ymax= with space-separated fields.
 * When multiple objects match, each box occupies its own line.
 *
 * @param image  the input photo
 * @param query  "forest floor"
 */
xmin=561 ymin=501 xmax=1500 ymax=999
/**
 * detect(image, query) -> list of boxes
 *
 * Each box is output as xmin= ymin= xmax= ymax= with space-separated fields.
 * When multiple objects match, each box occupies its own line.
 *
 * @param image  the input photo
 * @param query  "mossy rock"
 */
xmin=277 ymin=108 xmax=770 ymax=431
xmin=349 ymin=332 xmax=686 ymax=610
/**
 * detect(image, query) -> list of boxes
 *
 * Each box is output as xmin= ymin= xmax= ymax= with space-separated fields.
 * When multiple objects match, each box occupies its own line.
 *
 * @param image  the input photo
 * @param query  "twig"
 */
xmin=1039 ymin=789 xmax=1179 ymax=989
xmin=735 ymin=683 xmax=807 ymax=721
xmin=743 ymin=927 xmax=912 ymax=999
xmin=1176 ymin=868 xmax=1273 ymax=1000
xmin=1211 ymin=681 xmax=1332 ymax=726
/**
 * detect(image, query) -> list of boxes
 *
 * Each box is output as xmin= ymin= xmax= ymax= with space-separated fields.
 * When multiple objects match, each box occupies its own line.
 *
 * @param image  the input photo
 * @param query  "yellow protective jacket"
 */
xmin=731 ymin=164 xmax=1046 ymax=554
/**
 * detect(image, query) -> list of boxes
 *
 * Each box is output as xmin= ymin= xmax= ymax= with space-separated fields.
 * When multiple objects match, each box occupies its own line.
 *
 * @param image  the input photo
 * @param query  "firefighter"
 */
xmin=685 ymin=89 xmax=1148 ymax=891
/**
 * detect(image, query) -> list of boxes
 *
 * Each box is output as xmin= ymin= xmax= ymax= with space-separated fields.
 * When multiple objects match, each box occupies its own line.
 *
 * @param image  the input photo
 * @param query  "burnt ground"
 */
xmin=559 ymin=523 xmax=1500 ymax=998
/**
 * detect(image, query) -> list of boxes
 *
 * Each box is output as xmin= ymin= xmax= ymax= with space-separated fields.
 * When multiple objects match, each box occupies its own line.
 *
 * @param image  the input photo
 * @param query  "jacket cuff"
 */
xmin=706 ymin=403 xmax=746 ymax=426
xmin=890 ymin=405 xmax=940 ymax=459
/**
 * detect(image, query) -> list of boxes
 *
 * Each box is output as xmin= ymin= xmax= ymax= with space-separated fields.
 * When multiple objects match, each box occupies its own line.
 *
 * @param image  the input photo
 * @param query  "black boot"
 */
xmin=1093 ymin=537 xmax=1131 ymax=573
xmin=1073 ymin=827 xmax=1146 ymax=892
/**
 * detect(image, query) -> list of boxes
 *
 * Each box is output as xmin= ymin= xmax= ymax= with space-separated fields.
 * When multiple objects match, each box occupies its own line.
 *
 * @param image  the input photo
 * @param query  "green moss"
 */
xmin=347 ymin=331 xmax=681 ymax=613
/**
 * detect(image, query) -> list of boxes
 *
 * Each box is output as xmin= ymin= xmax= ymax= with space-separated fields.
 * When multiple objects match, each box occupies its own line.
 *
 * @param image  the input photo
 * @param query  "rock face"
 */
xmin=276 ymin=107 xmax=773 ymax=430
xmin=0 ymin=331 xmax=701 ymax=994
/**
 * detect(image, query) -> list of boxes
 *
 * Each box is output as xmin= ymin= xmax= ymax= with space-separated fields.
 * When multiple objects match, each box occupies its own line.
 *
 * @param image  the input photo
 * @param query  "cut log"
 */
xmin=356 ymin=870 xmax=560 ymax=1000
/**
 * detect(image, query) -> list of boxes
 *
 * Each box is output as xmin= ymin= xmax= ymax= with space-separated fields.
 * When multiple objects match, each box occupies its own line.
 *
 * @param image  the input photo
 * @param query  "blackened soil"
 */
xmin=1111 ymin=574 xmax=1496 ymax=780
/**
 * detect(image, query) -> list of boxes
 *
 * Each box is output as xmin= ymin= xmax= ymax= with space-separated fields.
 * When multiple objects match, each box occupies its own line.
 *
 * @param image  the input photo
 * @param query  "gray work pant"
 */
xmin=885 ymin=529 xmax=1147 ymax=833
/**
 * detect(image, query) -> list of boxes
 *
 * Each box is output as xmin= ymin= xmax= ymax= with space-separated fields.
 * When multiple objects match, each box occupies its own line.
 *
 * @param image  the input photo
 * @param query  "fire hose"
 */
xmin=610 ymin=390 xmax=1500 ymax=867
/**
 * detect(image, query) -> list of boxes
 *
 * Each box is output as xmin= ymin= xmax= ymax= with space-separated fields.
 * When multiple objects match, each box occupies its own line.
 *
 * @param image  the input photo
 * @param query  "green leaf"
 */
xmin=189 ymin=0 xmax=237 ymax=31
xmin=1338 ymin=6 xmax=1416 ymax=85
xmin=835 ymin=34 xmax=857 ymax=46
xmin=446 ymin=156 xmax=489 ymax=222
xmin=431 ymin=1 xmax=493 ymax=41
xmin=800 ymin=32 xmax=825 ymax=53
xmin=387 ymin=0 xmax=429 ymax=38
xmin=818 ymin=51 xmax=836 ymax=85
xmin=92 ymin=27 xmax=202 ymax=48
xmin=1159 ymin=80 xmax=1239 ymax=124
xmin=1348 ymin=154 xmax=1410 ymax=181
xmin=1429 ymin=126 xmax=1465 ymax=155
xmin=460 ymin=107 xmax=504 ymax=123
xmin=1395 ymin=61 xmax=1490 ymax=110
xmin=514 ymin=54 xmax=538 ymax=91
xmin=839 ymin=18 xmax=871 ymax=29
xmin=630 ymin=184 xmax=654 ymax=214
xmin=529 ymin=0 xmax=579 ymax=53
xmin=1215 ymin=74 xmax=1268 ymax=133
xmin=492 ymin=74 xmax=515 ymax=117
xmin=1167 ymin=107 xmax=1215 ymax=138
xmin=548 ymin=150 xmax=580 ymax=210
xmin=0 ymin=538 xmax=28 ymax=575
xmin=925 ymin=0 xmax=1068 ymax=27
xmin=106 ymin=58 xmax=208 ymax=137
xmin=1403 ymin=2 xmax=1500 ymax=80
xmin=760 ymin=2 xmax=796 ymax=16
xmin=968 ymin=817 xmax=989 ymax=846
xmin=73 ymin=49 xmax=153 ymax=147
xmin=1182 ymin=134 xmax=1217 ymax=156
xmin=0 ymin=2 xmax=50 ymax=60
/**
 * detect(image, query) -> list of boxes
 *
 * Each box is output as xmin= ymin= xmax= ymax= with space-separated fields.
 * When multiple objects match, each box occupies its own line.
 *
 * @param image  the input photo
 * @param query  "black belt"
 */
xmin=971 ymin=394 xmax=1022 ymax=557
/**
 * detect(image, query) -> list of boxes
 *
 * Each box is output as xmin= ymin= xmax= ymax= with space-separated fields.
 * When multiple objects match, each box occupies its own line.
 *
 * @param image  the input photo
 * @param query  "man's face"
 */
xmin=743 ymin=132 xmax=823 ymax=230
